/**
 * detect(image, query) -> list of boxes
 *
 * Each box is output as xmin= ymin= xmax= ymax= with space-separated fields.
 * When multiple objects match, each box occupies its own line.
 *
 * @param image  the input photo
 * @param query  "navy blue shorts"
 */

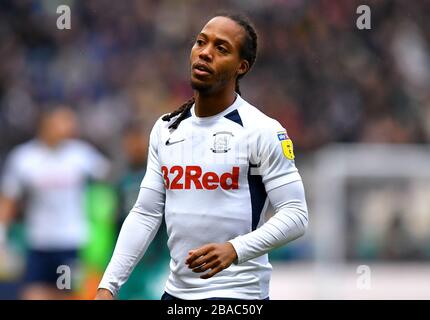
xmin=23 ymin=249 xmax=79 ymax=287
xmin=161 ymin=292 xmax=269 ymax=300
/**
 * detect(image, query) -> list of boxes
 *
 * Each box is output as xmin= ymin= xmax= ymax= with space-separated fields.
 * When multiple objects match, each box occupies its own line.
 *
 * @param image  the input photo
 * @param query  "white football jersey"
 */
xmin=141 ymin=94 xmax=302 ymax=299
xmin=0 ymin=139 xmax=110 ymax=249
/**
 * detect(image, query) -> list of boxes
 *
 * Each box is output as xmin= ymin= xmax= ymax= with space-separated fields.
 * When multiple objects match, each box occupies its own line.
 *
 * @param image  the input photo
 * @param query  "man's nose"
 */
xmin=199 ymin=45 xmax=213 ymax=62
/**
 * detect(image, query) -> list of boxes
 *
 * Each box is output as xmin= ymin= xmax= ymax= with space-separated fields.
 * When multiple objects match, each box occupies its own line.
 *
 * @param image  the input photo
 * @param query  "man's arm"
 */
xmin=0 ymin=196 xmax=18 ymax=246
xmin=186 ymin=180 xmax=308 ymax=277
xmin=228 ymin=179 xmax=308 ymax=263
xmin=96 ymin=186 xmax=165 ymax=299
xmin=95 ymin=288 xmax=114 ymax=300
xmin=227 ymin=124 xmax=308 ymax=263
xmin=187 ymin=124 xmax=308 ymax=278
xmin=96 ymin=117 xmax=167 ymax=299
xmin=0 ymin=149 xmax=24 ymax=244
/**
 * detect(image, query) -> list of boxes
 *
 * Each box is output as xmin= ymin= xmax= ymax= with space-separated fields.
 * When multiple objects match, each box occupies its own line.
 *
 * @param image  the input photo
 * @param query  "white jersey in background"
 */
xmin=99 ymin=94 xmax=308 ymax=299
xmin=0 ymin=139 xmax=110 ymax=250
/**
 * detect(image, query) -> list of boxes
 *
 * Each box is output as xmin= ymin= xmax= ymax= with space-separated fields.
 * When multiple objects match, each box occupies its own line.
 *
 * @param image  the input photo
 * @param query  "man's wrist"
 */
xmin=227 ymin=239 xmax=241 ymax=265
xmin=95 ymin=288 xmax=115 ymax=300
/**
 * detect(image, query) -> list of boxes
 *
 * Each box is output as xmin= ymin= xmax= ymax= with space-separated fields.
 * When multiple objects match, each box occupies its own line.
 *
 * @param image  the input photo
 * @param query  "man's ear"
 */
xmin=237 ymin=60 xmax=249 ymax=77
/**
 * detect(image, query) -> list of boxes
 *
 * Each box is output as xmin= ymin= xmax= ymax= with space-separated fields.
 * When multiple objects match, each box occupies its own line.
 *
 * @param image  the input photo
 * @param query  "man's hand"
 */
xmin=185 ymin=242 xmax=238 ymax=279
xmin=94 ymin=288 xmax=114 ymax=300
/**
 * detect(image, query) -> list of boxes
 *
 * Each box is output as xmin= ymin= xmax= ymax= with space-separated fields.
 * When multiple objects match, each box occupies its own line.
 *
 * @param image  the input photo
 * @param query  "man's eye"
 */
xmin=217 ymin=46 xmax=227 ymax=53
xmin=196 ymin=39 xmax=204 ymax=46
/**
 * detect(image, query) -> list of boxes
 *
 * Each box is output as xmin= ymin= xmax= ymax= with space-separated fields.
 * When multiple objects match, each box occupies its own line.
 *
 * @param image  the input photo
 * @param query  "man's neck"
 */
xmin=37 ymin=133 xmax=61 ymax=149
xmin=194 ymin=88 xmax=237 ymax=118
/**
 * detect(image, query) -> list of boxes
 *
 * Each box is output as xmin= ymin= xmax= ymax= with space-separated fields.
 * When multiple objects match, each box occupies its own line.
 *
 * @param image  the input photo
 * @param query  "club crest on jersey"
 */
xmin=277 ymin=130 xmax=295 ymax=160
xmin=211 ymin=131 xmax=233 ymax=153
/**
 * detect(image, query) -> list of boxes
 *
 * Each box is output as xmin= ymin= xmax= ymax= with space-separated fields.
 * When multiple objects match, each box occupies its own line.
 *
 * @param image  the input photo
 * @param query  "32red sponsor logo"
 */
xmin=161 ymin=165 xmax=239 ymax=190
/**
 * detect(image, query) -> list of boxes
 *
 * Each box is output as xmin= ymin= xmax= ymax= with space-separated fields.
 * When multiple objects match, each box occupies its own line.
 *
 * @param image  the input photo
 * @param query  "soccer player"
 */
xmin=96 ymin=13 xmax=308 ymax=300
xmin=0 ymin=106 xmax=111 ymax=299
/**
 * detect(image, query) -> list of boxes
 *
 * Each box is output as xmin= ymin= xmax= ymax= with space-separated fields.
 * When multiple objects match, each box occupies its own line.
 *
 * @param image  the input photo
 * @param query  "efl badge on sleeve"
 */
xmin=277 ymin=131 xmax=295 ymax=160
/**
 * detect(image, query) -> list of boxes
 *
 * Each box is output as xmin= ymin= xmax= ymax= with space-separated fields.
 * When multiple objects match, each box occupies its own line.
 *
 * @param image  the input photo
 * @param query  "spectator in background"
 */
xmin=116 ymin=123 xmax=169 ymax=299
xmin=0 ymin=105 xmax=111 ymax=300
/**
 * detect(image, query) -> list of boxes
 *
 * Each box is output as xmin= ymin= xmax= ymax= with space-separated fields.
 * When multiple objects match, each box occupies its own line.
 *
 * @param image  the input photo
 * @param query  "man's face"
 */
xmin=42 ymin=108 xmax=77 ymax=142
xmin=190 ymin=16 xmax=249 ymax=94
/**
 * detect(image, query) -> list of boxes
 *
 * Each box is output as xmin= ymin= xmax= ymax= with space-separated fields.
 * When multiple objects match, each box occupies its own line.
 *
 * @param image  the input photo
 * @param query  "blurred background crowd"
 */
xmin=1 ymin=0 xmax=430 ymax=157
xmin=0 ymin=0 xmax=429 ymax=299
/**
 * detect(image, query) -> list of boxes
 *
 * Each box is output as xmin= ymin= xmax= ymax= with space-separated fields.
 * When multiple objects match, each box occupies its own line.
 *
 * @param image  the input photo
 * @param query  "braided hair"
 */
xmin=162 ymin=13 xmax=258 ymax=130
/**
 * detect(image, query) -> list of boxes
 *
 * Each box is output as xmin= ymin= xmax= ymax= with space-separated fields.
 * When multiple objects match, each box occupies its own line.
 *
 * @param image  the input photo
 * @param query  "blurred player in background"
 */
xmin=0 ymin=105 xmax=110 ymax=299
xmin=96 ymin=13 xmax=308 ymax=300
xmin=116 ymin=123 xmax=169 ymax=299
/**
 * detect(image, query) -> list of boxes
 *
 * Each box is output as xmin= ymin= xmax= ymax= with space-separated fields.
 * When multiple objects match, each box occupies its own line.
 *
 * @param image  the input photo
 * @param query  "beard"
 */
xmin=190 ymin=72 xmax=232 ymax=95
xmin=190 ymin=78 xmax=213 ymax=94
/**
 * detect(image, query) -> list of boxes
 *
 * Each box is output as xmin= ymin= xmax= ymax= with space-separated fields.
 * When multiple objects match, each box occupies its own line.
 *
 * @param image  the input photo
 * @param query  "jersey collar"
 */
xmin=190 ymin=93 xmax=243 ymax=123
